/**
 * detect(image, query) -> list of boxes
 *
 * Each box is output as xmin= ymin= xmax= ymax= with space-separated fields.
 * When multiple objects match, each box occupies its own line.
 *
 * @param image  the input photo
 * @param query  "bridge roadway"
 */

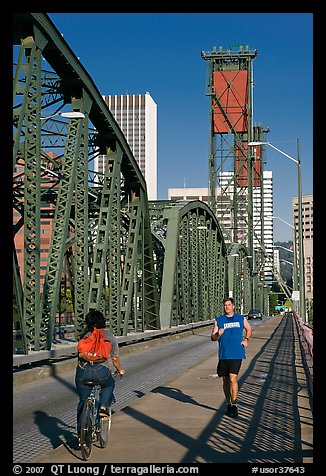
xmin=13 ymin=314 xmax=313 ymax=464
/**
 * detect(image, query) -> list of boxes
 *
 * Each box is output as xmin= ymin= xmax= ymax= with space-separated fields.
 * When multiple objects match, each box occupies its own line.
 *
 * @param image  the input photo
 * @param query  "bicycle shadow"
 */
xmin=33 ymin=410 xmax=84 ymax=458
xmin=62 ymin=439 xmax=85 ymax=461
xmin=33 ymin=411 xmax=74 ymax=447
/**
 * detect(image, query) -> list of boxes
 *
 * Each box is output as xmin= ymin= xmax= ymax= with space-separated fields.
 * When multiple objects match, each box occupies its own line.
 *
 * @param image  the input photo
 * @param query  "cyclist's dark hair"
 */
xmin=82 ymin=310 xmax=106 ymax=336
xmin=223 ymin=297 xmax=235 ymax=305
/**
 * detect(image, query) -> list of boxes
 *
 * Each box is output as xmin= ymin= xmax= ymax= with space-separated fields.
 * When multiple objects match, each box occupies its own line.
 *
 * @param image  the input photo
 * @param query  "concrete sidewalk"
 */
xmin=35 ymin=315 xmax=313 ymax=464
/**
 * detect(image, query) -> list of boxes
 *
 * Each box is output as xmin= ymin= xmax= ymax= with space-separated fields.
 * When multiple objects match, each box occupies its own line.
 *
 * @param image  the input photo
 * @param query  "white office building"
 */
xmin=168 ymin=170 xmax=274 ymax=282
xmin=94 ymin=92 xmax=157 ymax=200
xmin=292 ymin=194 xmax=313 ymax=301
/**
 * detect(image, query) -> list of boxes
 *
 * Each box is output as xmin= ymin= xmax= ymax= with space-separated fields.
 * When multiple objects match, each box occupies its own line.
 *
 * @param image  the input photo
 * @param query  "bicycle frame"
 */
xmin=79 ymin=383 xmax=101 ymax=460
xmin=79 ymin=372 xmax=119 ymax=460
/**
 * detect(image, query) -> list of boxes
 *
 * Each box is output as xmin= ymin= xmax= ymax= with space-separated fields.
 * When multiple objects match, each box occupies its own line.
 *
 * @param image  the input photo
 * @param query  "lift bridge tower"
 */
xmin=201 ymin=45 xmax=266 ymax=309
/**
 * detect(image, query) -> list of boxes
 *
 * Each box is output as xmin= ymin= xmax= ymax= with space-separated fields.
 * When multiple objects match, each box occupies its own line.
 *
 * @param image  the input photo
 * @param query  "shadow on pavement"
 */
xmin=152 ymin=386 xmax=216 ymax=412
xmin=33 ymin=410 xmax=76 ymax=449
xmin=123 ymin=316 xmax=313 ymax=463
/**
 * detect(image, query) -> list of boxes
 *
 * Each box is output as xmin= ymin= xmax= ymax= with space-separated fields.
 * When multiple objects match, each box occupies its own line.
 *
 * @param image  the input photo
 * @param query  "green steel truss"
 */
xmin=227 ymin=243 xmax=252 ymax=314
xmin=149 ymin=201 xmax=228 ymax=328
xmin=13 ymin=13 xmax=160 ymax=351
xmin=13 ymin=14 xmax=254 ymax=354
xmin=87 ymin=146 xmax=122 ymax=334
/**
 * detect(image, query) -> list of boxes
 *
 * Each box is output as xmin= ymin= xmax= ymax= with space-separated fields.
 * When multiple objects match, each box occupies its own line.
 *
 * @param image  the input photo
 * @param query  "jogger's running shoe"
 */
xmin=226 ymin=403 xmax=232 ymax=416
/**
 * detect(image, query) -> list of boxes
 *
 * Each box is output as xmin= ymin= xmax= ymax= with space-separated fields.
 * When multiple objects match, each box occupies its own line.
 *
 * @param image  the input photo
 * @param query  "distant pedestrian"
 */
xmin=211 ymin=297 xmax=252 ymax=417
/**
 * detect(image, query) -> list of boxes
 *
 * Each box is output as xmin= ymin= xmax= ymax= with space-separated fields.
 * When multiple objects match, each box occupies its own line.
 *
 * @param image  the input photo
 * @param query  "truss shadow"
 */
xmin=152 ymin=386 xmax=216 ymax=412
xmin=182 ymin=315 xmax=311 ymax=463
xmin=122 ymin=316 xmax=312 ymax=463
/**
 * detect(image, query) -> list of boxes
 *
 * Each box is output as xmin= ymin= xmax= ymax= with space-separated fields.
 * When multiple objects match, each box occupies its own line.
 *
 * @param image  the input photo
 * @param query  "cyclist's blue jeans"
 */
xmin=75 ymin=361 xmax=116 ymax=434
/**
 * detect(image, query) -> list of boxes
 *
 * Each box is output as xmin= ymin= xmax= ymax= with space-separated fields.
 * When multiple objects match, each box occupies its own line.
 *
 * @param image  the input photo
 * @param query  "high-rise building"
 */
xmin=95 ymin=92 xmax=157 ymax=200
xmin=292 ymin=194 xmax=313 ymax=301
xmin=253 ymin=170 xmax=274 ymax=281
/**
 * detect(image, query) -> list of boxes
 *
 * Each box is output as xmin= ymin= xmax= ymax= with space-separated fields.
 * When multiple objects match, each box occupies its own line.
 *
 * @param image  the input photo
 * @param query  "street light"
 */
xmin=272 ymin=217 xmax=296 ymax=289
xmin=280 ymin=259 xmax=294 ymax=266
xmin=272 ymin=215 xmax=294 ymax=229
xmin=40 ymin=111 xmax=85 ymax=120
xmin=271 ymin=220 xmax=298 ymax=311
xmin=272 ymin=244 xmax=294 ymax=253
xmin=249 ymin=140 xmax=306 ymax=322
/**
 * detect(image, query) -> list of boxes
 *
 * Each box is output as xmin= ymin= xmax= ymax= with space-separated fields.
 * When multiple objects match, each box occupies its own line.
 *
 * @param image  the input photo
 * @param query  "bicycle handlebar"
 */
xmin=112 ymin=370 xmax=123 ymax=380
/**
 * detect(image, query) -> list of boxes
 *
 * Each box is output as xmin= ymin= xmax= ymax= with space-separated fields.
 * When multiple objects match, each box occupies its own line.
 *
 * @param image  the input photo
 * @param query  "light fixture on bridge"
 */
xmin=272 ymin=244 xmax=294 ymax=253
xmin=40 ymin=111 xmax=85 ymax=120
xmin=280 ymin=259 xmax=294 ymax=266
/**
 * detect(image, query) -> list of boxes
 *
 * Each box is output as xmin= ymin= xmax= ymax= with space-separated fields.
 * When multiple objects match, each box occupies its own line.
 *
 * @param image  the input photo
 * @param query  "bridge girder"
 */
xmin=149 ymin=200 xmax=229 ymax=328
xmin=13 ymin=13 xmax=253 ymax=355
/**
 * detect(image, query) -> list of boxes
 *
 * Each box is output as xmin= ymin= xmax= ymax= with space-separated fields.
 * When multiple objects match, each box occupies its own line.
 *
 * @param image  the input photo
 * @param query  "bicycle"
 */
xmin=79 ymin=370 xmax=121 ymax=460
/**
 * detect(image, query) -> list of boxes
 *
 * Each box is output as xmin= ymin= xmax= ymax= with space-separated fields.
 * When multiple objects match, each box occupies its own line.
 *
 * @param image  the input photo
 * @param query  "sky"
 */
xmin=47 ymin=12 xmax=313 ymax=242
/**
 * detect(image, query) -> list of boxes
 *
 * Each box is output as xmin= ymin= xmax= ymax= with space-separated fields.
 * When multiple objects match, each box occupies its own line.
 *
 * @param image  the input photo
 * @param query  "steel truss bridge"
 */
xmin=13 ymin=13 xmax=267 ymax=355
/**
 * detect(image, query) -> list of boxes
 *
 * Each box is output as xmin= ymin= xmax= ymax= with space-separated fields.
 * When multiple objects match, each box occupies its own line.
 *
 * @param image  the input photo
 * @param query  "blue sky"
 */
xmin=48 ymin=12 xmax=313 ymax=241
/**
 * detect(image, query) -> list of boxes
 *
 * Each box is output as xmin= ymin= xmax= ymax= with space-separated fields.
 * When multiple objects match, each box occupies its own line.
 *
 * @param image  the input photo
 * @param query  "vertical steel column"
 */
xmin=73 ymin=109 xmax=90 ymax=338
xmin=206 ymin=222 xmax=213 ymax=318
xmin=217 ymin=240 xmax=225 ymax=312
xmin=191 ymin=212 xmax=200 ymax=321
xmin=133 ymin=202 xmax=144 ymax=332
xmin=176 ymin=216 xmax=189 ymax=325
xmin=120 ymin=193 xmax=142 ymax=335
xmin=40 ymin=115 xmax=84 ymax=349
xmin=208 ymin=55 xmax=217 ymax=214
xmin=22 ymin=42 xmax=42 ymax=350
xmin=13 ymin=250 xmax=26 ymax=353
xmin=88 ymin=145 xmax=122 ymax=331
xmin=198 ymin=215 xmax=208 ymax=320
xmin=141 ymin=189 xmax=160 ymax=330
xmin=210 ymin=229 xmax=219 ymax=316
xmin=159 ymin=209 xmax=179 ymax=329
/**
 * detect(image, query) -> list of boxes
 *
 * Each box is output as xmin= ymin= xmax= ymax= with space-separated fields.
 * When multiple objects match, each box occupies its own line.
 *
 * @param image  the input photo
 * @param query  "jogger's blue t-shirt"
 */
xmin=215 ymin=313 xmax=246 ymax=360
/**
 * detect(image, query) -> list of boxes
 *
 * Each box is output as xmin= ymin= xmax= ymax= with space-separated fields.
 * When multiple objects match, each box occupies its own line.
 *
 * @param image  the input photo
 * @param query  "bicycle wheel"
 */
xmin=97 ymin=407 xmax=112 ymax=448
xmin=79 ymin=399 xmax=94 ymax=460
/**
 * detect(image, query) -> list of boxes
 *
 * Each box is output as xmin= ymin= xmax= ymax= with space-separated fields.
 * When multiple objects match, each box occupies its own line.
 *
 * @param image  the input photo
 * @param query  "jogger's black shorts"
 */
xmin=217 ymin=359 xmax=242 ymax=377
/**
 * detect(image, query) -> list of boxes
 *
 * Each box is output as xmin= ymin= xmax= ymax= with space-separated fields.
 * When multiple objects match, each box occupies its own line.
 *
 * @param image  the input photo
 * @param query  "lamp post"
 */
xmin=273 ymin=243 xmax=296 ymax=303
xmin=280 ymin=258 xmax=294 ymax=266
xmin=249 ymin=140 xmax=306 ymax=322
xmin=272 ymin=215 xmax=294 ymax=229
xmin=271 ymin=231 xmax=297 ymax=294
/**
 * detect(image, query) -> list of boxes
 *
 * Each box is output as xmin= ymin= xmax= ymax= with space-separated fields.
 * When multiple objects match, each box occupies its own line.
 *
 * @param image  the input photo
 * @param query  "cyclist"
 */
xmin=75 ymin=310 xmax=125 ymax=437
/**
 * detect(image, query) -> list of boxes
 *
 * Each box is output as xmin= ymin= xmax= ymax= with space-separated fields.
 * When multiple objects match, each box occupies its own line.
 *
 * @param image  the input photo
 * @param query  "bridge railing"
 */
xmin=292 ymin=311 xmax=313 ymax=396
xmin=13 ymin=320 xmax=213 ymax=368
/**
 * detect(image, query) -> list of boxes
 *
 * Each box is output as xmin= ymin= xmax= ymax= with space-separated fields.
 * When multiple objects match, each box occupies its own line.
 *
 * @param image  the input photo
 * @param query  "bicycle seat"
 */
xmin=83 ymin=380 xmax=98 ymax=386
